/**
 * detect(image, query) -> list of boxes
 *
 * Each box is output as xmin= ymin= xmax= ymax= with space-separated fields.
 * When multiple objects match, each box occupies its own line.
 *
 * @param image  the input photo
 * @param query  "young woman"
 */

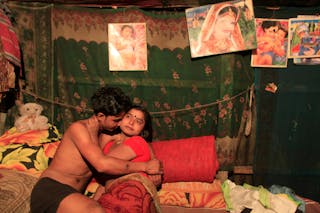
xmin=93 ymin=105 xmax=160 ymax=201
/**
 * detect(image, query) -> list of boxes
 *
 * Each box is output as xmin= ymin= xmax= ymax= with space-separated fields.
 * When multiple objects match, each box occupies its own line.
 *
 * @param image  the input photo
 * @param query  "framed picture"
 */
xmin=288 ymin=17 xmax=320 ymax=58
xmin=185 ymin=0 xmax=257 ymax=58
xmin=293 ymin=15 xmax=320 ymax=64
xmin=108 ymin=23 xmax=147 ymax=71
xmin=294 ymin=57 xmax=320 ymax=65
xmin=251 ymin=18 xmax=289 ymax=68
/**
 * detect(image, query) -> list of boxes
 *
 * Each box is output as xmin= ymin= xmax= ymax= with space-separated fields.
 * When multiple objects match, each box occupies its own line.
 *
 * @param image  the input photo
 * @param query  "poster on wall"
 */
xmin=108 ymin=23 xmax=147 ymax=71
xmin=293 ymin=15 xmax=320 ymax=65
xmin=251 ymin=18 xmax=289 ymax=68
xmin=294 ymin=57 xmax=320 ymax=65
xmin=288 ymin=17 xmax=320 ymax=59
xmin=185 ymin=0 xmax=257 ymax=58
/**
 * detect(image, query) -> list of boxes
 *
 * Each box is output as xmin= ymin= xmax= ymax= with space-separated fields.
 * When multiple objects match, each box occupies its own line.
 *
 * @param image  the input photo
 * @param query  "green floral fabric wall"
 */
xmin=7 ymin=3 xmax=254 ymax=170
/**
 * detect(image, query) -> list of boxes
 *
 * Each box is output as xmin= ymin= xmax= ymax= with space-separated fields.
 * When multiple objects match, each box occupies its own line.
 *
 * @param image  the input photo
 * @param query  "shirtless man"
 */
xmin=30 ymin=86 xmax=162 ymax=213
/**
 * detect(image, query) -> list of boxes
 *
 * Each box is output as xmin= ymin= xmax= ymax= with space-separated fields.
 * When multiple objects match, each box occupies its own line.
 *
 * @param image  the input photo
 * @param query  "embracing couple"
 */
xmin=30 ymin=86 xmax=163 ymax=213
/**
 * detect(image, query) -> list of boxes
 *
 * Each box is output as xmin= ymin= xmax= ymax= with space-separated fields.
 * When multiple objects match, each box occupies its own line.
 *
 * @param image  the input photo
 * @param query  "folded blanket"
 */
xmin=0 ymin=124 xmax=61 ymax=146
xmin=158 ymin=180 xmax=226 ymax=209
xmin=97 ymin=173 xmax=161 ymax=213
xmin=0 ymin=124 xmax=61 ymax=176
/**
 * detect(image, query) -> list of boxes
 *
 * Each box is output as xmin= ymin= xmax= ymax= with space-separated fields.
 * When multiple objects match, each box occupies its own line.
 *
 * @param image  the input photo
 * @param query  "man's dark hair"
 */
xmin=91 ymin=86 xmax=132 ymax=116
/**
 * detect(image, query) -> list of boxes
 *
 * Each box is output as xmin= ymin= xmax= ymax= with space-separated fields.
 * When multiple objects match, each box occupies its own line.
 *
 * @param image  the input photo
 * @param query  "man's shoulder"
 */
xmin=70 ymin=120 xmax=86 ymax=128
xmin=65 ymin=120 xmax=87 ymax=135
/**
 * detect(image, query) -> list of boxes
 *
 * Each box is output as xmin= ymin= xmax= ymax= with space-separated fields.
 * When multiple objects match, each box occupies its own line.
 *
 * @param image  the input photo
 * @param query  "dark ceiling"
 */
xmin=7 ymin=0 xmax=320 ymax=8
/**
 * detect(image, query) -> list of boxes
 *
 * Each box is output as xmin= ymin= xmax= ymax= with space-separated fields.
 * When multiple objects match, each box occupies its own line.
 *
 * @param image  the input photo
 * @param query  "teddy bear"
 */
xmin=14 ymin=102 xmax=49 ymax=132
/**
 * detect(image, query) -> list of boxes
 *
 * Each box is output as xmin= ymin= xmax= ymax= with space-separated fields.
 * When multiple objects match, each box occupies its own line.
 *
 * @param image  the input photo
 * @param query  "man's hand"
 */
xmin=86 ymin=115 xmax=100 ymax=144
xmin=86 ymin=115 xmax=100 ymax=134
xmin=148 ymin=174 xmax=162 ymax=187
xmin=109 ymin=134 xmax=123 ymax=144
xmin=145 ymin=159 xmax=163 ymax=175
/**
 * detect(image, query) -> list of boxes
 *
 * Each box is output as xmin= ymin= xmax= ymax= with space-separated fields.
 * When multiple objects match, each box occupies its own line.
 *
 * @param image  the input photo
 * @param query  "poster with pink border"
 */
xmin=108 ymin=23 xmax=147 ymax=71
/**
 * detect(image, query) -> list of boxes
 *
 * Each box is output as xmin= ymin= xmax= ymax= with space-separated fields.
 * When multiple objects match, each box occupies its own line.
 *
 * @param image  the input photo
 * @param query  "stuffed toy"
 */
xmin=14 ymin=102 xmax=49 ymax=132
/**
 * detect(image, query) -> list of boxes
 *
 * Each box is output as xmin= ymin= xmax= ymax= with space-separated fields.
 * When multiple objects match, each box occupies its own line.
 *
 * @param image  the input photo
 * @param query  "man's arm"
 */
xmin=70 ymin=121 xmax=162 ymax=175
xmin=148 ymin=144 xmax=163 ymax=186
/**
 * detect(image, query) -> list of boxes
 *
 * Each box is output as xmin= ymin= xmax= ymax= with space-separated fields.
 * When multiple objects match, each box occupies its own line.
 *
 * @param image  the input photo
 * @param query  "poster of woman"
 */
xmin=186 ymin=0 xmax=256 ymax=58
xmin=108 ymin=23 xmax=147 ymax=71
xmin=251 ymin=18 xmax=289 ymax=68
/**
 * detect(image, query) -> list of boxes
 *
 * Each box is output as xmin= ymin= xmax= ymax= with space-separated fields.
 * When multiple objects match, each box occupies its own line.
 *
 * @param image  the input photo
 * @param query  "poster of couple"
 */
xmin=251 ymin=18 xmax=289 ymax=68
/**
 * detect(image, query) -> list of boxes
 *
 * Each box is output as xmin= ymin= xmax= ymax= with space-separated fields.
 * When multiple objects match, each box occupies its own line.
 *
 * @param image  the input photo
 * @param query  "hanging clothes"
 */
xmin=0 ymin=7 xmax=21 ymax=92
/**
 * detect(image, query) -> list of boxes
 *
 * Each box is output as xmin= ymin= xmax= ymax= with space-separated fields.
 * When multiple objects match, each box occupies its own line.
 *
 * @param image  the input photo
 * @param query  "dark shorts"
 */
xmin=30 ymin=177 xmax=78 ymax=213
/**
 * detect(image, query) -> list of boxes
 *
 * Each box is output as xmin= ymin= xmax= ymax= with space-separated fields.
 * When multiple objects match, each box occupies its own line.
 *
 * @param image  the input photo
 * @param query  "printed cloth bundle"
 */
xmin=0 ymin=124 xmax=61 ymax=176
xmin=221 ymin=180 xmax=303 ymax=213
xmin=97 ymin=173 xmax=161 ymax=213
xmin=158 ymin=179 xmax=226 ymax=209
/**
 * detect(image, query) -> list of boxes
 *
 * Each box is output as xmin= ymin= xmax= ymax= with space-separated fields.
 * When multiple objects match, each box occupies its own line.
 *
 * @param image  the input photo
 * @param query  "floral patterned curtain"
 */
xmin=7 ymin=3 xmax=255 ymax=170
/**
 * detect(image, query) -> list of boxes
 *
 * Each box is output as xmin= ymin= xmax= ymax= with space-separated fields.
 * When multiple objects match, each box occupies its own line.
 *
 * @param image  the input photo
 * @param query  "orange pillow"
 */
xmin=158 ymin=179 xmax=226 ymax=208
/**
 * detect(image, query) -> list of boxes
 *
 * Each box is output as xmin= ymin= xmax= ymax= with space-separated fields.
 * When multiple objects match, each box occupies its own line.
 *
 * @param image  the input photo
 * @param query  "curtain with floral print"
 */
xmin=7 ymin=3 xmax=255 ymax=170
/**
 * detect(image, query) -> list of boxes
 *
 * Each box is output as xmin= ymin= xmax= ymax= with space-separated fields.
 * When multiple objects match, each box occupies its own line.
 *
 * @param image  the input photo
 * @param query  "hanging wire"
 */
xmin=21 ymin=86 xmax=251 ymax=116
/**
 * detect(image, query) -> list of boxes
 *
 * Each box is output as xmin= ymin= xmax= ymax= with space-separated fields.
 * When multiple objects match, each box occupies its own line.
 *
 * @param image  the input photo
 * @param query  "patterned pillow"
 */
xmin=0 ymin=124 xmax=61 ymax=176
xmin=0 ymin=124 xmax=61 ymax=146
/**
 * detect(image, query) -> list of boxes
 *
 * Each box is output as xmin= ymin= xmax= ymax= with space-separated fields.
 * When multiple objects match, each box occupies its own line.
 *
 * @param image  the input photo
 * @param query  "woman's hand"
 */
xmin=145 ymin=159 xmax=163 ymax=175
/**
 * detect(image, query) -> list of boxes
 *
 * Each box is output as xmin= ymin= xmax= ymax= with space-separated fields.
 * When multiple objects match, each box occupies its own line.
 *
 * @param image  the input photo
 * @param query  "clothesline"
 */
xmin=21 ymin=86 xmax=251 ymax=116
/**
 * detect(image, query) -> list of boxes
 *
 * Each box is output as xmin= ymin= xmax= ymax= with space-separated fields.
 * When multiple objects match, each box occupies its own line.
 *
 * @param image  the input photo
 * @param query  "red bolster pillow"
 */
xmin=151 ymin=135 xmax=219 ymax=183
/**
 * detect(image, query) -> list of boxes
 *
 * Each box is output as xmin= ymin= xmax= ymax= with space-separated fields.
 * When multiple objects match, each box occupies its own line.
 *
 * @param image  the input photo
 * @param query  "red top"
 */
xmin=103 ymin=135 xmax=151 ymax=176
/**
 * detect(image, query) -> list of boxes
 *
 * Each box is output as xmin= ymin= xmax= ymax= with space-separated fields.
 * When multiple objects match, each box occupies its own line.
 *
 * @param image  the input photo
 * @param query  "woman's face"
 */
xmin=119 ymin=108 xmax=145 ymax=137
xmin=121 ymin=26 xmax=133 ymax=39
xmin=214 ymin=13 xmax=237 ymax=39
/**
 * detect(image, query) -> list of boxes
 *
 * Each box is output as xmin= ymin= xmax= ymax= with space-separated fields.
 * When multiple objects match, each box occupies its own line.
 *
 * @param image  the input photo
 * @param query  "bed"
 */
xmin=0 ymin=126 xmax=319 ymax=213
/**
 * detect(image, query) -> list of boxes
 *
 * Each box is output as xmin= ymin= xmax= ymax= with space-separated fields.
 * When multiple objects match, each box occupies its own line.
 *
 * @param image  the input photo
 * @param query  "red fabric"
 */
xmin=151 ymin=135 xmax=219 ymax=183
xmin=0 ymin=9 xmax=21 ymax=92
xmin=102 ymin=136 xmax=151 ymax=177
xmin=0 ymin=10 xmax=21 ymax=67
xmin=97 ymin=179 xmax=157 ymax=213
